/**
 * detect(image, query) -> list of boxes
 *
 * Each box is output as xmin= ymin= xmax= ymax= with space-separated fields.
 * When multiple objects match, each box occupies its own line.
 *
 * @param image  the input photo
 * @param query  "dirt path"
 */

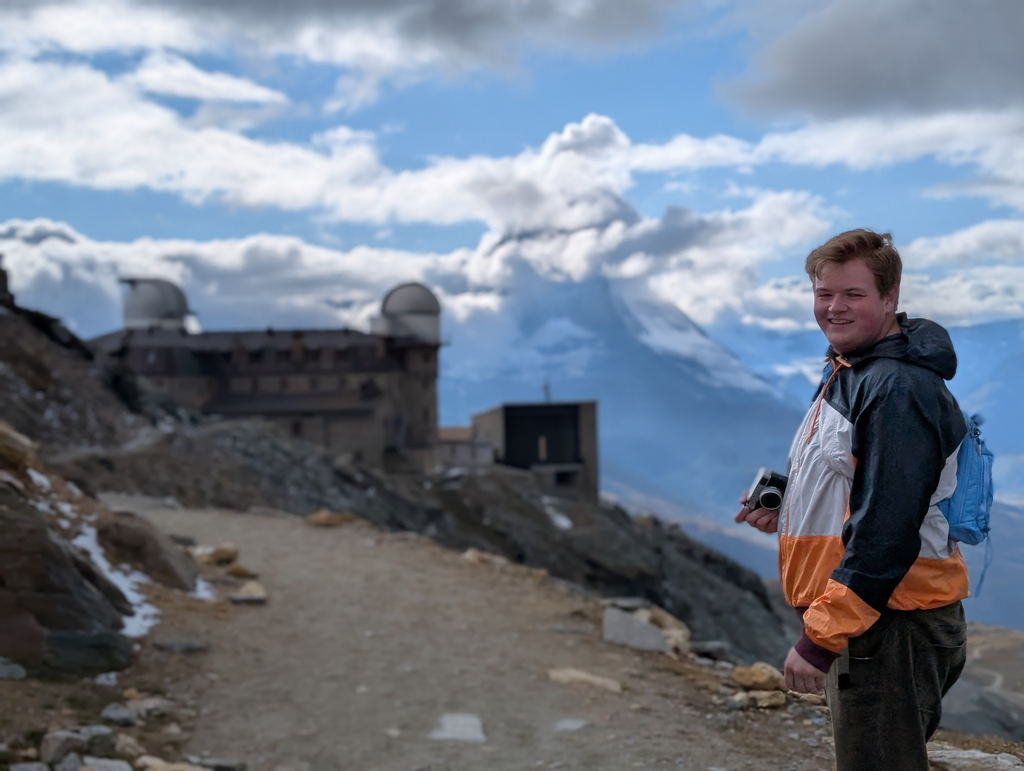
xmin=122 ymin=501 xmax=837 ymax=771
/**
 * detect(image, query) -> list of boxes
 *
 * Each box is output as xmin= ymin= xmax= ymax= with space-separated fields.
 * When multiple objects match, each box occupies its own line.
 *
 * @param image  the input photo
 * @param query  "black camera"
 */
xmin=747 ymin=467 xmax=788 ymax=511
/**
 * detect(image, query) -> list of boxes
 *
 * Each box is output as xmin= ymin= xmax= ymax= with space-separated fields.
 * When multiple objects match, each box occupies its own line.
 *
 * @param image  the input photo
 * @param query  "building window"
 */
xmin=252 ymin=378 xmax=259 ymax=392
xmin=291 ymin=420 xmax=302 ymax=437
xmin=423 ymin=406 xmax=430 ymax=424
xmin=537 ymin=435 xmax=548 ymax=462
xmin=277 ymin=350 xmax=291 ymax=364
xmin=146 ymin=350 xmax=156 ymax=366
xmin=310 ymin=377 xmax=318 ymax=391
xmin=248 ymin=350 xmax=263 ymax=363
xmin=555 ymin=471 xmax=576 ymax=487
xmin=280 ymin=377 xmax=288 ymax=391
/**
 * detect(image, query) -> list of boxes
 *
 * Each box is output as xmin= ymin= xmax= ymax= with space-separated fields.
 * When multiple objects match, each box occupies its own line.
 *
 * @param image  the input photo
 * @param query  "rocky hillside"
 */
xmin=0 ymin=296 xmax=796 ymax=666
xmin=51 ymin=422 xmax=794 ymax=665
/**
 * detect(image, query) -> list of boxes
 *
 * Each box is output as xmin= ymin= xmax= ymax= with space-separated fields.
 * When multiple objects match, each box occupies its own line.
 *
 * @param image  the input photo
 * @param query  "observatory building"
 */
xmin=89 ymin=279 xmax=441 ymax=471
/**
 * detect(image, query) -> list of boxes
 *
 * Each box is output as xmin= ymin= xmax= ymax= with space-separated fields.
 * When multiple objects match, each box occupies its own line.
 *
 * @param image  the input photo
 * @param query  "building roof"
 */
xmin=122 ymin=278 xmax=190 ymax=329
xmin=381 ymin=283 xmax=441 ymax=316
xmin=89 ymin=326 xmax=379 ymax=354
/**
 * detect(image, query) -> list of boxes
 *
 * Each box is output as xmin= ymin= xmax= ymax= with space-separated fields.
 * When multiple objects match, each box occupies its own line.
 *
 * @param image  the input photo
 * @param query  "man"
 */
xmin=736 ymin=229 xmax=969 ymax=770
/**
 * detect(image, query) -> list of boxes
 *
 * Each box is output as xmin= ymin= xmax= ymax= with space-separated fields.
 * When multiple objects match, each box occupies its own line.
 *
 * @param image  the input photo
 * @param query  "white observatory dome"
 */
xmin=371 ymin=282 xmax=441 ymax=344
xmin=121 ymin=278 xmax=191 ymax=331
xmin=381 ymin=283 xmax=441 ymax=316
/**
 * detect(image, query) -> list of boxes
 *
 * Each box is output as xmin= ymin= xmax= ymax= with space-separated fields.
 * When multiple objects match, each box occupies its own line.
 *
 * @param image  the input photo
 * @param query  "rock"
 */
xmin=56 ymin=752 xmax=85 ymax=770
xmin=602 ymin=607 xmax=669 ymax=654
xmin=133 ymin=756 xmax=168 ymax=769
xmin=633 ymin=606 xmax=691 ymax=656
xmin=122 ymin=688 xmax=141 ymax=701
xmin=78 ymin=726 xmax=113 ymax=741
xmin=461 ymin=548 xmax=509 ymax=567
xmin=114 ymin=734 xmax=146 ymax=760
xmin=553 ymin=719 xmax=588 ymax=732
xmin=547 ymin=667 xmax=623 ymax=693
xmin=153 ymin=640 xmax=210 ymax=655
xmin=101 ymin=703 xmax=137 ymax=726
xmin=228 ymin=581 xmax=267 ymax=605
xmin=127 ymin=696 xmax=176 ymax=720
xmin=10 ymin=763 xmax=50 ymax=771
xmin=226 ymin=564 xmax=258 ymax=579
xmin=0 ymin=654 xmax=27 ymax=679
xmin=0 ymin=419 xmax=36 ymax=469
xmin=82 ymin=759 xmax=134 ymax=771
xmin=167 ymin=534 xmax=196 ymax=547
xmin=748 ymin=690 xmax=787 ymax=709
xmin=928 ymin=749 xmax=1024 ymax=770
xmin=427 ymin=713 xmax=486 ymax=743
xmin=87 ymin=732 xmax=116 ymax=759
xmin=733 ymin=662 xmax=786 ymax=692
xmin=188 ymin=543 xmax=238 ymax=566
xmin=40 ymin=730 xmax=87 ymax=764
xmin=189 ymin=758 xmax=247 ymax=770
xmin=97 ymin=510 xmax=198 ymax=592
xmin=602 ymin=597 xmax=651 ymax=611
xmin=306 ymin=509 xmax=357 ymax=527
xmin=689 ymin=640 xmax=733 ymax=661
xmin=0 ymin=486 xmax=132 ymax=674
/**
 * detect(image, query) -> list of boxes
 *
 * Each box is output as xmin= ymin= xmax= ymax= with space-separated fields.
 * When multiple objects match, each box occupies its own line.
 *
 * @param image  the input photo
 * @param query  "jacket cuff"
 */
xmin=795 ymin=631 xmax=840 ymax=674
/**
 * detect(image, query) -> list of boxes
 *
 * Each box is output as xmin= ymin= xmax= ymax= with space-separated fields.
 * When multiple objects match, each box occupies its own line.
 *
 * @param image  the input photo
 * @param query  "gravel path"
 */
xmin=128 ymin=502 xmax=835 ymax=771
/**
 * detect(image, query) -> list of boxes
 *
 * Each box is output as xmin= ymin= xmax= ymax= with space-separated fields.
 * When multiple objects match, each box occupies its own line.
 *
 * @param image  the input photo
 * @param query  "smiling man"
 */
xmin=735 ymin=229 xmax=970 ymax=770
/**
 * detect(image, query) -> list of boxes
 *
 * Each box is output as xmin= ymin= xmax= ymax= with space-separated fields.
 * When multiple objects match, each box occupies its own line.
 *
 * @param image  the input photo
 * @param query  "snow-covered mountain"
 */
xmin=440 ymin=276 xmax=805 ymax=520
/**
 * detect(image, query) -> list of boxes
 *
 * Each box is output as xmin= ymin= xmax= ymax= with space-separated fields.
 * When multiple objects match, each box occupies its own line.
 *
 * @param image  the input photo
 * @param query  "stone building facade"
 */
xmin=89 ymin=279 xmax=440 ymax=471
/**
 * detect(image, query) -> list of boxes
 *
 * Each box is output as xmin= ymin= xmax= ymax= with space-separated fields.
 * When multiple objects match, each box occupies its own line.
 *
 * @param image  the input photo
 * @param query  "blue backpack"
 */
xmin=937 ymin=412 xmax=993 ymax=546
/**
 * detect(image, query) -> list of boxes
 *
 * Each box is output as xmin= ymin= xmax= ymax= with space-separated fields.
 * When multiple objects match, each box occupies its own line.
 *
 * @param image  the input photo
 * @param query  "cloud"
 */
xmin=126 ymin=52 xmax=288 ymax=104
xmin=725 ymin=0 xmax=1024 ymax=119
xmin=903 ymin=221 xmax=1024 ymax=267
xmin=0 ymin=0 xmax=690 ymax=110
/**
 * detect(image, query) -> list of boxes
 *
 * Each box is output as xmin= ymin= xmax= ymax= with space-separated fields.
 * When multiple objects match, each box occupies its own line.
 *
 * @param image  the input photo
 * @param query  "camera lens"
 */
xmin=759 ymin=487 xmax=783 ymax=510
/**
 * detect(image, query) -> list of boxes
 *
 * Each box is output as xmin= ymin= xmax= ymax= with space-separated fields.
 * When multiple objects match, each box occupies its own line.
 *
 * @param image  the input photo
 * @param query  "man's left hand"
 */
xmin=784 ymin=646 xmax=825 ymax=693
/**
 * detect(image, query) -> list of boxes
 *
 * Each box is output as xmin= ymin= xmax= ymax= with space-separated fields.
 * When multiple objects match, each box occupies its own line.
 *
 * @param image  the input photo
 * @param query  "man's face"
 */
xmin=813 ymin=258 xmax=898 ymax=354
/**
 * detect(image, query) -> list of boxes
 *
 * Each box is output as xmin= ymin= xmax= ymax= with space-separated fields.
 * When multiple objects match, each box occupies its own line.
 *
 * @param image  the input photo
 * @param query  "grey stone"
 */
xmin=86 ymin=732 xmax=115 ymax=758
xmin=81 ymin=759 xmax=134 ymax=771
xmin=0 ymin=655 xmax=27 ymax=679
xmin=127 ymin=696 xmax=176 ymax=720
xmin=40 ymin=730 xmax=86 ymax=764
xmin=186 ymin=757 xmax=247 ymax=770
xmin=928 ymin=749 xmax=1024 ymax=770
xmin=55 ymin=752 xmax=85 ymax=771
xmin=101 ymin=702 xmax=137 ymax=726
xmin=10 ymin=763 xmax=50 ymax=771
xmin=602 ymin=597 xmax=651 ymax=611
xmin=690 ymin=640 xmax=733 ymax=661
xmin=97 ymin=509 xmax=198 ymax=592
xmin=602 ymin=607 xmax=668 ymax=654
xmin=77 ymin=725 xmax=113 ymax=741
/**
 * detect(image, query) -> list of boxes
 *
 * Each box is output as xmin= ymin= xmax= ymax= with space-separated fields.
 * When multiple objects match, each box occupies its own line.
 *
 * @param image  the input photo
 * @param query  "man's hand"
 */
xmin=733 ymin=490 xmax=779 ymax=533
xmin=784 ymin=646 xmax=825 ymax=694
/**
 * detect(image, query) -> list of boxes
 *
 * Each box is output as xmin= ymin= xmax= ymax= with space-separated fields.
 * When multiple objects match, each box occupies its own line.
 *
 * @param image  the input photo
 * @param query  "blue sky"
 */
xmin=2 ymin=0 xmax=1024 ymax=355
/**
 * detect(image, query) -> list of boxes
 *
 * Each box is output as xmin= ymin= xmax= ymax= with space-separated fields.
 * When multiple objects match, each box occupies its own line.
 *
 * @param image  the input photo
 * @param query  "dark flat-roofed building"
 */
xmin=89 ymin=279 xmax=440 ymax=471
xmin=471 ymin=401 xmax=598 ymax=500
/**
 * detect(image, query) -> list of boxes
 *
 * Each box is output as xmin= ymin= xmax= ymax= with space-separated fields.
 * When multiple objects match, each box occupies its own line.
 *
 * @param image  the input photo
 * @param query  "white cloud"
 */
xmin=126 ymin=52 xmax=288 ymax=104
xmin=903 ymin=220 xmax=1024 ymax=267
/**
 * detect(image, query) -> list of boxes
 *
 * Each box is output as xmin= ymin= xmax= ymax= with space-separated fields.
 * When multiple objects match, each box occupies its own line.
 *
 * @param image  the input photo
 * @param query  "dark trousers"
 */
xmin=825 ymin=601 xmax=967 ymax=771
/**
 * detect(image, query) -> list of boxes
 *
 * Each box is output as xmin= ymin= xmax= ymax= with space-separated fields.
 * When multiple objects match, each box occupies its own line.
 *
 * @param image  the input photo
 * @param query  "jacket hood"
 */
xmin=828 ymin=313 xmax=958 ymax=380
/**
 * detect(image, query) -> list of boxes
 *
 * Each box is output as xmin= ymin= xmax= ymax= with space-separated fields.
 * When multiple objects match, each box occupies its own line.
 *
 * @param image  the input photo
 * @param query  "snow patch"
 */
xmin=542 ymin=496 xmax=573 ymax=530
xmin=26 ymin=468 xmax=51 ymax=492
xmin=72 ymin=524 xmax=160 ymax=637
xmin=192 ymin=578 xmax=216 ymax=601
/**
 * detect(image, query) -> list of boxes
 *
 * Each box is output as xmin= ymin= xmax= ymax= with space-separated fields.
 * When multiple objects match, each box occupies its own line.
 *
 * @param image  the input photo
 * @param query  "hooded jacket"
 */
xmin=780 ymin=314 xmax=970 ymax=672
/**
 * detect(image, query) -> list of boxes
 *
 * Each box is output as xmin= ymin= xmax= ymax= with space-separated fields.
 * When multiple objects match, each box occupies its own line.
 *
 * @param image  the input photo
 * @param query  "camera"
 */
xmin=747 ymin=467 xmax=788 ymax=511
